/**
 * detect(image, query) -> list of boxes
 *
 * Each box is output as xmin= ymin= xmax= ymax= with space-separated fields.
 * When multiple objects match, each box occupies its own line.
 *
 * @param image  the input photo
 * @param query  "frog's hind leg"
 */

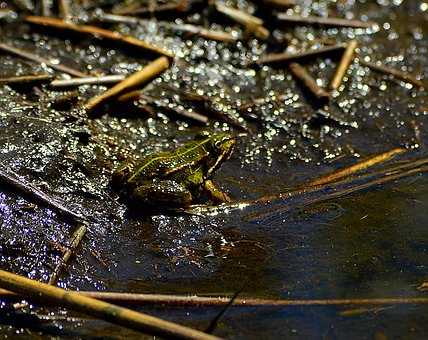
xmin=203 ymin=179 xmax=232 ymax=204
xmin=131 ymin=180 xmax=193 ymax=208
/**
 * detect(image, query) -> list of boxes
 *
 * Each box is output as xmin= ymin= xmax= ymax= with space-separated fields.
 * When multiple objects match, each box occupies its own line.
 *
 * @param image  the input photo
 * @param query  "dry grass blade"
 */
xmin=277 ymin=14 xmax=376 ymax=28
xmin=307 ymin=147 xmax=406 ymax=186
xmin=40 ymin=0 xmax=51 ymax=16
xmin=359 ymin=59 xmax=424 ymax=89
xmin=255 ymin=44 xmax=346 ymax=66
xmin=0 ymin=74 xmax=52 ymax=85
xmin=58 ymin=0 xmax=71 ymax=20
xmin=50 ymin=74 xmax=125 ymax=88
xmin=49 ymin=224 xmax=87 ymax=285
xmin=288 ymin=62 xmax=330 ymax=103
xmin=215 ymin=3 xmax=269 ymax=39
xmin=85 ymin=56 xmax=170 ymax=113
xmin=330 ymin=40 xmax=358 ymax=91
xmin=0 ymin=269 xmax=222 ymax=340
xmin=262 ymin=0 xmax=296 ymax=9
xmin=0 ymin=43 xmax=87 ymax=78
xmin=25 ymin=16 xmax=174 ymax=58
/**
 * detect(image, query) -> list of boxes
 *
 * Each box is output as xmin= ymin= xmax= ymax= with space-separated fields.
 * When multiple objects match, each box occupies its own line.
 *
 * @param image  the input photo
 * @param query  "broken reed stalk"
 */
xmin=40 ymin=0 xmax=51 ymax=16
xmin=58 ymin=0 xmax=71 ymax=20
xmin=276 ymin=14 xmax=375 ymax=28
xmin=0 ymin=270 xmax=221 ymax=340
xmin=0 ymin=289 xmax=426 ymax=308
xmin=330 ymin=40 xmax=358 ymax=91
xmin=288 ymin=62 xmax=330 ymax=103
xmin=0 ymin=166 xmax=85 ymax=223
xmin=25 ymin=16 xmax=173 ymax=58
xmin=0 ymin=43 xmax=87 ymax=78
xmin=97 ymin=13 xmax=237 ymax=43
xmin=215 ymin=3 xmax=270 ymax=39
xmin=85 ymin=56 xmax=170 ymax=113
xmin=255 ymin=44 xmax=346 ymax=66
xmin=50 ymin=74 xmax=125 ymax=88
xmin=261 ymin=0 xmax=296 ymax=9
xmin=307 ymin=147 xmax=407 ymax=187
xmin=0 ymin=74 xmax=52 ymax=85
xmin=48 ymin=224 xmax=87 ymax=285
xmin=359 ymin=60 xmax=424 ymax=89
xmin=136 ymin=94 xmax=210 ymax=124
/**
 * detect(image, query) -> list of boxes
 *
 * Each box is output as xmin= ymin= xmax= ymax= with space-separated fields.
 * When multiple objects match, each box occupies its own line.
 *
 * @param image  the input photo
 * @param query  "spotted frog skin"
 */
xmin=112 ymin=132 xmax=235 ymax=208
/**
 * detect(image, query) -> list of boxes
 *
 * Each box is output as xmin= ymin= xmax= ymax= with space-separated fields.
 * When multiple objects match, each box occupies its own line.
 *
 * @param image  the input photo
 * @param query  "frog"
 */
xmin=112 ymin=132 xmax=236 ymax=209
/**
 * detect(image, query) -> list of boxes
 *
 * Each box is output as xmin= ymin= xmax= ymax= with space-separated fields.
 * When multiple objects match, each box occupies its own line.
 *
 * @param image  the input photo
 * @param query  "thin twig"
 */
xmin=307 ymin=147 xmax=406 ymax=186
xmin=85 ymin=56 xmax=170 ymax=113
xmin=330 ymin=40 xmax=358 ymax=91
xmin=277 ymin=14 xmax=376 ymax=28
xmin=0 ymin=269 xmax=221 ymax=340
xmin=58 ymin=0 xmax=71 ymax=20
xmin=254 ymin=44 xmax=346 ymax=66
xmin=359 ymin=59 xmax=424 ymax=89
xmin=96 ymin=13 xmax=237 ymax=43
xmin=215 ymin=3 xmax=270 ymax=40
xmin=0 ymin=43 xmax=87 ymax=78
xmin=0 ymin=74 xmax=53 ymax=86
xmin=0 ymin=166 xmax=85 ymax=223
xmin=48 ymin=224 xmax=87 ymax=285
xmin=25 ymin=16 xmax=174 ymax=58
xmin=0 ymin=289 xmax=426 ymax=307
xmin=288 ymin=62 xmax=330 ymax=103
xmin=50 ymin=74 xmax=125 ymax=88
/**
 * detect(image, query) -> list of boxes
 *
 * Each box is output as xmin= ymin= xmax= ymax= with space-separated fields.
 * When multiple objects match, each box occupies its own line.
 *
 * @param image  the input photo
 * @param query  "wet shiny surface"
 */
xmin=0 ymin=0 xmax=427 ymax=338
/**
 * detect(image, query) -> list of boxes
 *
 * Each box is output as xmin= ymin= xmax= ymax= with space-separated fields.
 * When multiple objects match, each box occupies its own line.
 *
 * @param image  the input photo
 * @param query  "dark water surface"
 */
xmin=0 ymin=0 xmax=427 ymax=338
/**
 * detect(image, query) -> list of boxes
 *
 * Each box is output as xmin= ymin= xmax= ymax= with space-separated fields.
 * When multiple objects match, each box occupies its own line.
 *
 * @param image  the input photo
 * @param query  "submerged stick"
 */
xmin=330 ymin=40 xmax=358 ymax=90
xmin=48 ymin=224 xmax=87 ymax=285
xmin=58 ymin=0 xmax=71 ymax=20
xmin=85 ymin=56 xmax=170 ymax=113
xmin=215 ymin=3 xmax=269 ymax=39
xmin=288 ymin=62 xmax=330 ymax=103
xmin=277 ymin=14 xmax=375 ymax=28
xmin=0 ymin=167 xmax=85 ymax=223
xmin=97 ymin=14 xmax=237 ymax=43
xmin=0 ymin=289 xmax=426 ymax=307
xmin=50 ymin=74 xmax=125 ymax=88
xmin=0 ymin=43 xmax=86 ymax=78
xmin=359 ymin=59 xmax=424 ymax=89
xmin=255 ymin=44 xmax=346 ymax=66
xmin=0 ymin=74 xmax=52 ymax=86
xmin=0 ymin=269 xmax=221 ymax=340
xmin=25 ymin=16 xmax=173 ymax=58
xmin=307 ymin=147 xmax=406 ymax=187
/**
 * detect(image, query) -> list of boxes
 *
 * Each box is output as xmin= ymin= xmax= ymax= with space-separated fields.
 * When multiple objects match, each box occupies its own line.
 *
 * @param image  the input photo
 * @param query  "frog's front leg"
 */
xmin=203 ymin=179 xmax=232 ymax=204
xmin=131 ymin=180 xmax=193 ymax=208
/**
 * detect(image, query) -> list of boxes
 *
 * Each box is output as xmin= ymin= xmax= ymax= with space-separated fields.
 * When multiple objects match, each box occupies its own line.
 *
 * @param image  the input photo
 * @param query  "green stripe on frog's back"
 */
xmin=127 ymin=137 xmax=212 ymax=183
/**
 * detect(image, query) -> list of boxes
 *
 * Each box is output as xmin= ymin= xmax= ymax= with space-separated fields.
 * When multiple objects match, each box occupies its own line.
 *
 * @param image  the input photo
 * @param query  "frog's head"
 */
xmin=206 ymin=133 xmax=236 ymax=177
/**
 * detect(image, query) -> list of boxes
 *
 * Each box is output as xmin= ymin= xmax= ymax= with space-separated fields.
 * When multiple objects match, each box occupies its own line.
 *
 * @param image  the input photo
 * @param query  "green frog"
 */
xmin=112 ymin=132 xmax=236 ymax=208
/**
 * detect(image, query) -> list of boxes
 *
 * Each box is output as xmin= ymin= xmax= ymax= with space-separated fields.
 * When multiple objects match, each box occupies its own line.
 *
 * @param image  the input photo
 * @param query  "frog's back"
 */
xmin=128 ymin=138 xmax=211 ymax=185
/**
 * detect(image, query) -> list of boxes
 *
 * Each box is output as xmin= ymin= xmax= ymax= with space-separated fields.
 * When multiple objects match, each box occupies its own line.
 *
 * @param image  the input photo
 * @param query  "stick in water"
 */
xmin=330 ymin=40 xmax=358 ymax=91
xmin=0 ymin=269 xmax=221 ymax=340
xmin=288 ymin=62 xmax=330 ymax=103
xmin=25 ymin=16 xmax=173 ymax=58
xmin=0 ymin=43 xmax=87 ymax=78
xmin=277 ymin=14 xmax=376 ymax=29
xmin=0 ymin=74 xmax=53 ymax=86
xmin=48 ymin=224 xmax=87 ymax=285
xmin=254 ymin=44 xmax=346 ymax=66
xmin=85 ymin=56 xmax=170 ymax=113
xmin=359 ymin=59 xmax=424 ymax=89
xmin=50 ymin=74 xmax=125 ymax=88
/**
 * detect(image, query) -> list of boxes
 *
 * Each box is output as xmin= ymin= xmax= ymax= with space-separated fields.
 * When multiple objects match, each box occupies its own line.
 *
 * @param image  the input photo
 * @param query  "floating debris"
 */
xmin=330 ymin=40 xmax=358 ymax=91
xmin=85 ymin=56 xmax=170 ymax=113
